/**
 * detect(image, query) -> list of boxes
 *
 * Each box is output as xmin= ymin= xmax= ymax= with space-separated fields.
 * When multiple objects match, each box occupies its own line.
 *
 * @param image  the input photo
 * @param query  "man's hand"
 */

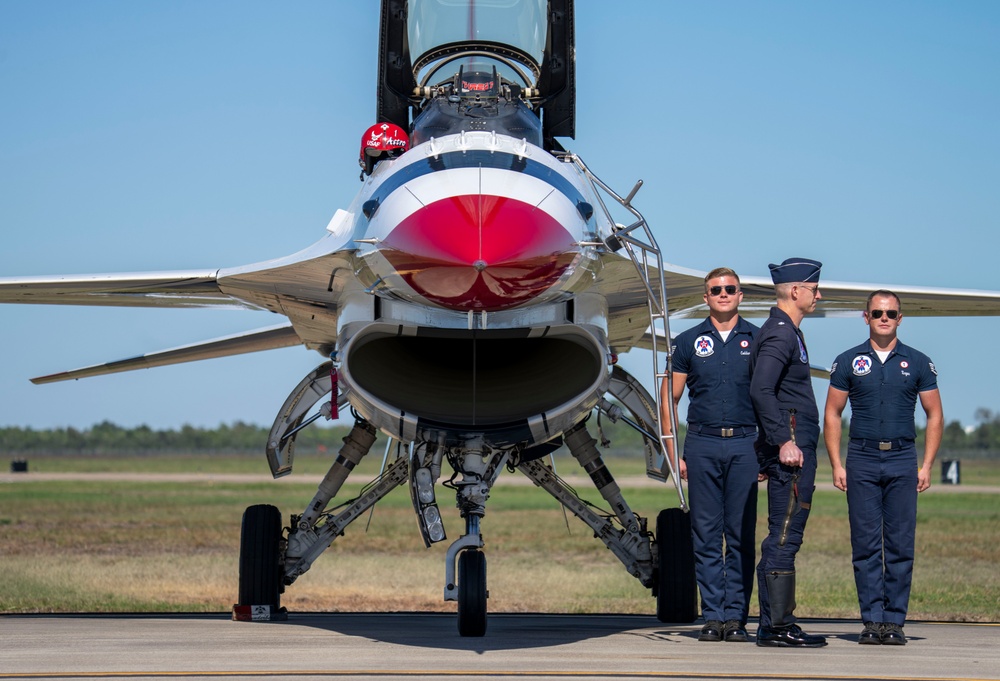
xmin=679 ymin=458 xmax=688 ymax=481
xmin=778 ymin=440 xmax=803 ymax=467
xmin=917 ymin=467 xmax=932 ymax=493
xmin=831 ymin=464 xmax=847 ymax=492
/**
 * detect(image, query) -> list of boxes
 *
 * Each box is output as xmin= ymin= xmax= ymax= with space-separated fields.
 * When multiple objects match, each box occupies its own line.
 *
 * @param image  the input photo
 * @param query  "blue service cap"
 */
xmin=768 ymin=257 xmax=822 ymax=285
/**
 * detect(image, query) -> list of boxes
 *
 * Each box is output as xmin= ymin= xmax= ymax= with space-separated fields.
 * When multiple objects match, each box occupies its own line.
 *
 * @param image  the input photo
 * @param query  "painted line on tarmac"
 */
xmin=0 ymin=672 xmax=996 ymax=680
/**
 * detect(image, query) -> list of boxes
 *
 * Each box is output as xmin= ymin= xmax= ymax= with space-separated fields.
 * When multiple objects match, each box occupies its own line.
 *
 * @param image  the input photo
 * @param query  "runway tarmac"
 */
xmin=1 ymin=613 xmax=997 ymax=680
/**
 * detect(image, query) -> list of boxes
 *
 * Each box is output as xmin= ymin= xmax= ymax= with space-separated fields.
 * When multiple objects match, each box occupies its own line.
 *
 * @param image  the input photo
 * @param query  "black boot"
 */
xmin=756 ymin=571 xmax=826 ymax=647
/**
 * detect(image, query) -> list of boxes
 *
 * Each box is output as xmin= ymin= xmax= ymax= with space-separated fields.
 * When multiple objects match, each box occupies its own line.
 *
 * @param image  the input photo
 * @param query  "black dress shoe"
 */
xmin=723 ymin=620 xmax=748 ymax=642
xmin=756 ymin=624 xmax=827 ymax=647
xmin=881 ymin=623 xmax=906 ymax=645
xmin=859 ymin=621 xmax=882 ymax=645
xmin=699 ymin=620 xmax=724 ymax=642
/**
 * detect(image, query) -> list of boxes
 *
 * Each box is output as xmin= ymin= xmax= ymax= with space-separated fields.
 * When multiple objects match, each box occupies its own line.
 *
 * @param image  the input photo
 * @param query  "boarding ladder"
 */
xmin=565 ymin=155 xmax=688 ymax=511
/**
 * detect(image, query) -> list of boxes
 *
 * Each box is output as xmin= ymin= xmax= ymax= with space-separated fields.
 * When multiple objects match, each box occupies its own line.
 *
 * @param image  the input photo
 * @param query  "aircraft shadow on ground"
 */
xmin=4 ymin=612 xmax=692 ymax=652
xmin=281 ymin=612 xmax=693 ymax=652
xmin=283 ymin=614 xmax=929 ymax=650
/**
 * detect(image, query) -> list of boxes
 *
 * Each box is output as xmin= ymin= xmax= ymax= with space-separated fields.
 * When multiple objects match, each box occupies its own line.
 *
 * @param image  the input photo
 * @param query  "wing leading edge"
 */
xmin=0 ymin=270 xmax=256 ymax=309
xmin=30 ymin=324 xmax=302 ymax=385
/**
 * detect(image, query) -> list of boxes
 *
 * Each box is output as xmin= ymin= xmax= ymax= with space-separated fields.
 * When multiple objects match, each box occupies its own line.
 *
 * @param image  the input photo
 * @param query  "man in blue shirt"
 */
xmin=824 ymin=290 xmax=943 ymax=646
xmin=749 ymin=257 xmax=827 ymax=647
xmin=662 ymin=267 xmax=759 ymax=643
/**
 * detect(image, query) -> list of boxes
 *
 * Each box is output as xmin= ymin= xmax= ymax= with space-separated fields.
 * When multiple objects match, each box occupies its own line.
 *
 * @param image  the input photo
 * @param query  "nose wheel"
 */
xmin=457 ymin=549 xmax=488 ymax=637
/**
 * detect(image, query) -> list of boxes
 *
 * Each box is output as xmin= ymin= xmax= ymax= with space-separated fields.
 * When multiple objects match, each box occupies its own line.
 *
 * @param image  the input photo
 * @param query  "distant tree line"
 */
xmin=818 ymin=409 xmax=1000 ymax=457
xmin=0 ymin=420 xmax=355 ymax=456
xmin=2 ymin=409 xmax=999 ymax=456
xmin=0 ymin=414 xmax=663 ymax=457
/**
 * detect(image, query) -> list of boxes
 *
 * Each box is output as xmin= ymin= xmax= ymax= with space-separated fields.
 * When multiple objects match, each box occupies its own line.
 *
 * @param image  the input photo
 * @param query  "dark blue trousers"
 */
xmin=684 ymin=431 xmax=759 ymax=624
xmin=846 ymin=440 xmax=918 ymax=626
xmin=756 ymin=447 xmax=817 ymax=630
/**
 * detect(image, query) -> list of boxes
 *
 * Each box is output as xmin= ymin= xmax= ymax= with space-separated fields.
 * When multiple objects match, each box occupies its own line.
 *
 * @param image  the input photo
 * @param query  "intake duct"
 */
xmin=344 ymin=326 xmax=604 ymax=430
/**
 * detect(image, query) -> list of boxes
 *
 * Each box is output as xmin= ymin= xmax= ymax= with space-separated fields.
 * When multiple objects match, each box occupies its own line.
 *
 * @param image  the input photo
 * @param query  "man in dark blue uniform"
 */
xmin=748 ymin=257 xmax=827 ymax=647
xmin=824 ymin=290 xmax=943 ymax=646
xmin=661 ymin=267 xmax=759 ymax=643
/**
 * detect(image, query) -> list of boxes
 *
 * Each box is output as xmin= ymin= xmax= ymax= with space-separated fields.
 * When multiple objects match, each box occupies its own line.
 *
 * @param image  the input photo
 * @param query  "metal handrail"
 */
xmin=564 ymin=154 xmax=687 ymax=511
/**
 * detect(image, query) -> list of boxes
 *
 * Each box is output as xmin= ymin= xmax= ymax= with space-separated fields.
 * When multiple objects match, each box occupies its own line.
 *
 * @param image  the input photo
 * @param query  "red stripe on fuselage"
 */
xmin=379 ymin=194 xmax=577 ymax=311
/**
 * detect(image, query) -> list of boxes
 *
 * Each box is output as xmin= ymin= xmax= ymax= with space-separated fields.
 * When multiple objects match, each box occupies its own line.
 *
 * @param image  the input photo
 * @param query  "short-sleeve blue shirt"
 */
xmin=672 ymin=315 xmax=759 ymax=428
xmin=829 ymin=340 xmax=938 ymax=441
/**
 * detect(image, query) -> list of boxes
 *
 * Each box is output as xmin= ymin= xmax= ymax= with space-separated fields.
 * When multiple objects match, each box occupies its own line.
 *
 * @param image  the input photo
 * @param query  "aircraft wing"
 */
xmin=619 ymin=262 xmax=1000 ymax=353
xmin=0 ymin=270 xmax=254 ymax=309
xmin=31 ymin=324 xmax=302 ymax=384
xmin=655 ymin=266 xmax=1000 ymax=320
xmin=1 ymin=229 xmax=358 ymax=380
xmin=735 ymin=274 xmax=1000 ymax=319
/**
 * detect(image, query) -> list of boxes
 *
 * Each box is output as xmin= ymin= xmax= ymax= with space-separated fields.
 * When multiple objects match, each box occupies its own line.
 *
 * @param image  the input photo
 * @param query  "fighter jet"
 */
xmin=3 ymin=0 xmax=1000 ymax=637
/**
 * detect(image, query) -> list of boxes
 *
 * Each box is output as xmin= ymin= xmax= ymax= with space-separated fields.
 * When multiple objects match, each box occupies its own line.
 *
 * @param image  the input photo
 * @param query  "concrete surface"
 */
xmin=1 ymin=613 xmax=998 ymax=680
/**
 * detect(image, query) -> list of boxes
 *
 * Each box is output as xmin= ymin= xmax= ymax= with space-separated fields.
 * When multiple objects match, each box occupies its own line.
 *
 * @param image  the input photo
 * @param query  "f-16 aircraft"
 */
xmin=3 ymin=0 xmax=1000 ymax=637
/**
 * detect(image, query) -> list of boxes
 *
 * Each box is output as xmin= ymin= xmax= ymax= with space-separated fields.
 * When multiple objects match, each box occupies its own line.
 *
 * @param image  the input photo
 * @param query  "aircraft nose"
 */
xmin=378 ymin=194 xmax=578 ymax=311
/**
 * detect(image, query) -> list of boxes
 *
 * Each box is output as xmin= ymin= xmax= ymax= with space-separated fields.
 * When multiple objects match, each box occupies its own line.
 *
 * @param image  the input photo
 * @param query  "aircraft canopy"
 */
xmin=377 ymin=0 xmax=575 ymax=148
xmin=408 ymin=0 xmax=547 ymax=89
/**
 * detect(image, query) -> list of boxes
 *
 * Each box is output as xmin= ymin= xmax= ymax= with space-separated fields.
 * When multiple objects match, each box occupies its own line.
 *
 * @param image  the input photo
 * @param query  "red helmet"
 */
xmin=359 ymin=122 xmax=409 ymax=175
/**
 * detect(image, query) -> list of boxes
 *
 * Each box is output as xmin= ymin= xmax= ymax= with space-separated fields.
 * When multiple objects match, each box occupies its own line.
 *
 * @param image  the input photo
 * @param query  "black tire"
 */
xmin=237 ymin=504 xmax=283 ymax=609
xmin=655 ymin=507 xmax=698 ymax=623
xmin=457 ymin=549 xmax=487 ymax=637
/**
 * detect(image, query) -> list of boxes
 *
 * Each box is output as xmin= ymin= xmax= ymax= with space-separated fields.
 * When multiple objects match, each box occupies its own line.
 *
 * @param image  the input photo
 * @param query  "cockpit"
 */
xmin=407 ymin=61 xmax=544 ymax=147
xmin=375 ymin=0 xmax=574 ymax=153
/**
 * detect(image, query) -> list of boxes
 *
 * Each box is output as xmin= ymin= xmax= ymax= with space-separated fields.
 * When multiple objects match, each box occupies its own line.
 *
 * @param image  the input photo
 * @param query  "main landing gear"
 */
xmin=234 ymin=417 xmax=697 ymax=631
xmin=655 ymin=507 xmax=698 ymax=623
xmin=234 ymin=363 xmax=697 ymax=633
xmin=234 ymin=504 xmax=286 ymax=621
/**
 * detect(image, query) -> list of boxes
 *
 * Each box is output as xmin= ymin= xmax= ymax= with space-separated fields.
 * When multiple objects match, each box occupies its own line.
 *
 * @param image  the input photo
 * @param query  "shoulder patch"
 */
xmin=830 ymin=361 xmax=838 ymax=375
xmin=929 ymin=362 xmax=937 ymax=376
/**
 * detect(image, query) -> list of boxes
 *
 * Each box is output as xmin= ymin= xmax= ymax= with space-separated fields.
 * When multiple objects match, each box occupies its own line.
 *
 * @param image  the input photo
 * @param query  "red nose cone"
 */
xmin=379 ymin=194 xmax=577 ymax=311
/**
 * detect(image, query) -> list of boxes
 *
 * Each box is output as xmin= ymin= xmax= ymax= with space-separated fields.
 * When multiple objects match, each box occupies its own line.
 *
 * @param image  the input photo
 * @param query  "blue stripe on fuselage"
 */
xmin=368 ymin=149 xmax=587 ymax=210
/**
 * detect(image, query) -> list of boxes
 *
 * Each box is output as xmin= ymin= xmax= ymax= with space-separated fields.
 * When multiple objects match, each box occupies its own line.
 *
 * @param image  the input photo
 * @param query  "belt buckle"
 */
xmin=878 ymin=441 xmax=892 ymax=451
xmin=721 ymin=428 xmax=734 ymax=438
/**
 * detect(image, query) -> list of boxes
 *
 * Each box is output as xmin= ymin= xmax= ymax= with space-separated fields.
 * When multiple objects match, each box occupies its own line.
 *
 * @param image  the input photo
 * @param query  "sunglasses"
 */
xmin=708 ymin=285 xmax=739 ymax=296
xmin=869 ymin=309 xmax=899 ymax=320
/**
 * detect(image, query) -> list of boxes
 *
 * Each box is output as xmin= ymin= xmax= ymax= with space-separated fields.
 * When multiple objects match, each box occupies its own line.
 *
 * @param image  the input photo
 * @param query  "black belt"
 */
xmin=850 ymin=438 xmax=914 ymax=452
xmin=691 ymin=425 xmax=757 ymax=438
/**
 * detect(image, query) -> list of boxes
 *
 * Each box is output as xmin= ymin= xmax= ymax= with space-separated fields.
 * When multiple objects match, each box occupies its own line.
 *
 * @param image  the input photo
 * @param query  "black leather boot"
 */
xmin=756 ymin=571 xmax=826 ymax=647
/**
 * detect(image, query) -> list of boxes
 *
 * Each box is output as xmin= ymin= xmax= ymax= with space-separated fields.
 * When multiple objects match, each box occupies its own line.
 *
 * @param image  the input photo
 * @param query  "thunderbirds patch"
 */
xmin=694 ymin=335 xmax=715 ymax=357
xmin=852 ymin=355 xmax=873 ymax=376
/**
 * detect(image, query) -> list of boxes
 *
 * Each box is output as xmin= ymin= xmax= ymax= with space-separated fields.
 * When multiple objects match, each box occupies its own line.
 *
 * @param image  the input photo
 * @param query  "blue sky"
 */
xmin=2 ymin=1 xmax=999 ymax=431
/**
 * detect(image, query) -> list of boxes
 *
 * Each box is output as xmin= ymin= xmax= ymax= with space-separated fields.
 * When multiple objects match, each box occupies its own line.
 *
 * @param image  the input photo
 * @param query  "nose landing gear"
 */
xmin=442 ymin=446 xmax=508 ymax=637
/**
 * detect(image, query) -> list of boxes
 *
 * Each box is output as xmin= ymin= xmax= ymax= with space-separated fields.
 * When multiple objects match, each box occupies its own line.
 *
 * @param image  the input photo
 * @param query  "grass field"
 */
xmin=2 ymin=450 xmax=998 ymax=621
